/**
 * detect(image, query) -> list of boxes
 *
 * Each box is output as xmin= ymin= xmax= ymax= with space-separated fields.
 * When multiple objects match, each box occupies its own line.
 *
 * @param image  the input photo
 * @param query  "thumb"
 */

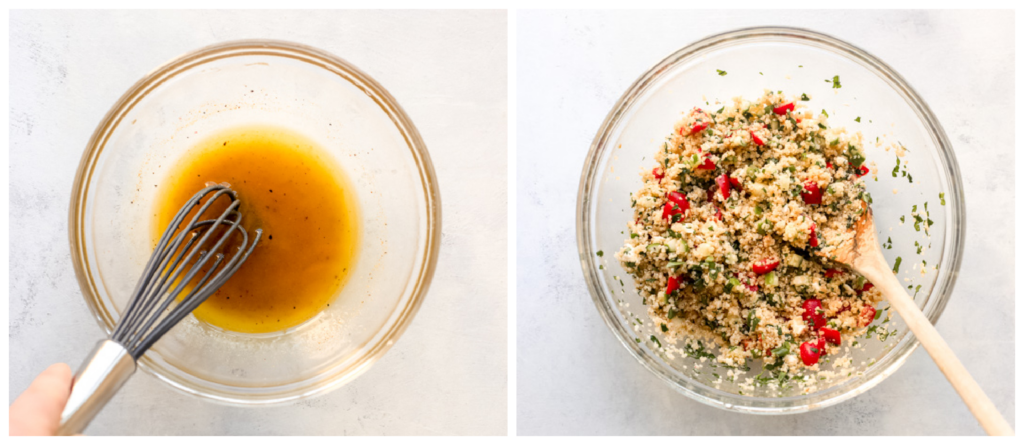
xmin=9 ymin=363 xmax=74 ymax=436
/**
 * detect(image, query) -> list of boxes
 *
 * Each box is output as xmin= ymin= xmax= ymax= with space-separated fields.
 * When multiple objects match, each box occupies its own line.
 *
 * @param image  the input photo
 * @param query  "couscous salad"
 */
xmin=615 ymin=90 xmax=883 ymax=373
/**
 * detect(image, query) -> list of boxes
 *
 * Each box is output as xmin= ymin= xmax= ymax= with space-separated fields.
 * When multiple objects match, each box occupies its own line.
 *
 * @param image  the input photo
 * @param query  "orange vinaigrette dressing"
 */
xmin=152 ymin=125 xmax=360 ymax=333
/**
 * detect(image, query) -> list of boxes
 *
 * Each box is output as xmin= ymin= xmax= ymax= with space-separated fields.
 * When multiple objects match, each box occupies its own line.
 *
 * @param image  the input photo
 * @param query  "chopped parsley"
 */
xmin=893 ymin=256 xmax=902 ymax=273
xmin=596 ymin=250 xmax=604 ymax=257
xmin=717 ymin=69 xmax=728 ymax=76
xmin=831 ymin=75 xmax=842 ymax=89
xmin=854 ymin=117 xmax=861 ymax=122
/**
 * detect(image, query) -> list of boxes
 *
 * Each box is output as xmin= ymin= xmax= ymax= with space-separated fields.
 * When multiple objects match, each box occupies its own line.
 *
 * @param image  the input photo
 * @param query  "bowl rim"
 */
xmin=576 ymin=26 xmax=965 ymax=414
xmin=68 ymin=39 xmax=442 ymax=406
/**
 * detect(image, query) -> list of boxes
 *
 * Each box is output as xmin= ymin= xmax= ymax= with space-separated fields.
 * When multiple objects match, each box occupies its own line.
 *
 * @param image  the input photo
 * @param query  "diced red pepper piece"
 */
xmin=856 ymin=165 xmax=870 ymax=177
xmin=860 ymin=306 xmax=877 ymax=327
xmin=799 ymin=341 xmax=821 ymax=366
xmin=801 ymin=298 xmax=827 ymax=330
xmin=808 ymin=223 xmax=819 ymax=247
xmin=824 ymin=268 xmax=843 ymax=278
xmin=653 ymin=167 xmax=664 ymax=180
xmin=773 ymin=102 xmax=795 ymax=115
xmin=706 ymin=186 xmax=715 ymax=203
xmin=667 ymin=191 xmax=689 ymax=208
xmin=750 ymin=130 xmax=765 ymax=146
xmin=816 ymin=337 xmax=828 ymax=356
xmin=715 ymin=207 xmax=723 ymax=221
xmin=801 ymin=180 xmax=822 ymax=205
xmin=697 ymin=156 xmax=716 ymax=170
xmin=690 ymin=121 xmax=709 ymax=135
xmin=826 ymin=162 xmax=834 ymax=169
xmin=822 ymin=327 xmax=841 ymax=346
xmin=728 ymin=176 xmax=743 ymax=191
xmin=666 ymin=276 xmax=680 ymax=296
xmin=751 ymin=258 xmax=780 ymax=274
xmin=662 ymin=192 xmax=690 ymax=220
xmin=716 ymin=174 xmax=731 ymax=200
xmin=860 ymin=282 xmax=875 ymax=293
xmin=802 ymin=298 xmax=822 ymax=314
xmin=746 ymin=283 xmax=759 ymax=293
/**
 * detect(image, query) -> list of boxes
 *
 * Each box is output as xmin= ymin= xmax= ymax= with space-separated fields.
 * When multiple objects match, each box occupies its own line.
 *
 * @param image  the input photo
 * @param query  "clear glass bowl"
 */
xmin=69 ymin=40 xmax=441 ymax=405
xmin=577 ymin=27 xmax=964 ymax=413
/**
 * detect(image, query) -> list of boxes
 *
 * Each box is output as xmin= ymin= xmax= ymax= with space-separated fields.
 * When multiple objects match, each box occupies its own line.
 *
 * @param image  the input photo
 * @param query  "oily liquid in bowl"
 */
xmin=152 ymin=125 xmax=360 ymax=334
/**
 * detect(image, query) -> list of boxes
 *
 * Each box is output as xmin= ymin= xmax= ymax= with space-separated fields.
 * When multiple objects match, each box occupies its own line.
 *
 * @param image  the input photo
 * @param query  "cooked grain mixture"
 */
xmin=616 ymin=90 xmax=883 ymax=373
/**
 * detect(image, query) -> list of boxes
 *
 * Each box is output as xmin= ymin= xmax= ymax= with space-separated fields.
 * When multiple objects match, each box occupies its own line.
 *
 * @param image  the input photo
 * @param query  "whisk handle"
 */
xmin=57 ymin=340 xmax=136 ymax=435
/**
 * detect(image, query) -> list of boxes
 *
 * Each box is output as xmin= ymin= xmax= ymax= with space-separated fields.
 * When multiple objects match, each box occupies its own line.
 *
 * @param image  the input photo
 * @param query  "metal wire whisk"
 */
xmin=58 ymin=184 xmax=262 ymax=435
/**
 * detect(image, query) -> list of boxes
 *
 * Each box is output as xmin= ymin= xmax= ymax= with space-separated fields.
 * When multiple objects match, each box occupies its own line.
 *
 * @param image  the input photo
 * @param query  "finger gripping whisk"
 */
xmin=58 ymin=184 xmax=262 ymax=435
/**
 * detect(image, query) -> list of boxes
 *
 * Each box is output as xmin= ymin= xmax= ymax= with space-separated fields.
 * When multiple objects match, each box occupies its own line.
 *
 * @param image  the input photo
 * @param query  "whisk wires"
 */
xmin=112 ymin=184 xmax=262 ymax=359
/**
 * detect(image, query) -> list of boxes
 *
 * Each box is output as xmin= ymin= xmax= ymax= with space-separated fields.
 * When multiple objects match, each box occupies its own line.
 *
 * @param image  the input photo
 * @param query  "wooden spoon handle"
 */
xmin=862 ymin=260 xmax=1013 ymax=436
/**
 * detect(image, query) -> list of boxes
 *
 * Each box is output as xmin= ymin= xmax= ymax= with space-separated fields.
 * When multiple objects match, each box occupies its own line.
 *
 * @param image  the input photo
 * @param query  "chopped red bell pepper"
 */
xmin=860 ymin=282 xmax=874 ymax=293
xmin=697 ymin=156 xmax=716 ymax=170
xmin=822 ymin=327 xmax=841 ymax=345
xmin=826 ymin=162 xmax=834 ymax=169
xmin=716 ymin=174 xmax=731 ymax=199
xmin=662 ymin=191 xmax=690 ymax=220
xmin=715 ymin=207 xmax=723 ymax=221
xmin=859 ymin=306 xmax=877 ymax=327
xmin=808 ymin=223 xmax=819 ymax=247
xmin=666 ymin=275 xmax=680 ymax=296
xmin=816 ymin=337 xmax=828 ymax=355
xmin=801 ymin=180 xmax=822 ymax=205
xmin=689 ymin=121 xmax=709 ymax=135
xmin=653 ymin=167 xmax=664 ymax=180
xmin=751 ymin=258 xmax=779 ymax=274
xmin=750 ymin=130 xmax=765 ymax=146
xmin=667 ymin=191 xmax=688 ymax=207
xmin=801 ymin=298 xmax=827 ymax=330
xmin=773 ymin=102 xmax=795 ymax=115
xmin=728 ymin=175 xmax=743 ymax=191
xmin=824 ymin=268 xmax=843 ymax=278
xmin=799 ymin=341 xmax=821 ymax=366
xmin=856 ymin=165 xmax=869 ymax=177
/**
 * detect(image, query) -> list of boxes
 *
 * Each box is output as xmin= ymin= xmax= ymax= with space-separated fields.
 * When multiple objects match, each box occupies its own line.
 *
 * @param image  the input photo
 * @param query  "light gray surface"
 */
xmin=517 ymin=10 xmax=1014 ymax=435
xmin=10 ymin=10 xmax=507 ymax=435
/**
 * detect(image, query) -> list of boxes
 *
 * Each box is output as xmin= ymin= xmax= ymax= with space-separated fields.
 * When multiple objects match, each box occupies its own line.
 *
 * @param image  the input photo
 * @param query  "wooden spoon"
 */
xmin=824 ymin=204 xmax=1013 ymax=436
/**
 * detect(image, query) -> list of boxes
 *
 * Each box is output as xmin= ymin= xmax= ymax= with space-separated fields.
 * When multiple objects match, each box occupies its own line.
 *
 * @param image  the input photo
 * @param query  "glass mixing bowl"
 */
xmin=577 ymin=27 xmax=964 ymax=413
xmin=69 ymin=40 xmax=441 ymax=405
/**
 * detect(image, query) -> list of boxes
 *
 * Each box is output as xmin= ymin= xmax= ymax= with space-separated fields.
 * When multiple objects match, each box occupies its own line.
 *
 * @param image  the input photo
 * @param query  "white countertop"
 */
xmin=9 ymin=10 xmax=508 ymax=435
xmin=516 ymin=10 xmax=1014 ymax=435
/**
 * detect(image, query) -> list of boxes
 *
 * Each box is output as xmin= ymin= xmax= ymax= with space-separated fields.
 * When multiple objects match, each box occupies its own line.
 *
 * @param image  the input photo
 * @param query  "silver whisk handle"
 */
xmin=57 ymin=340 xmax=136 ymax=435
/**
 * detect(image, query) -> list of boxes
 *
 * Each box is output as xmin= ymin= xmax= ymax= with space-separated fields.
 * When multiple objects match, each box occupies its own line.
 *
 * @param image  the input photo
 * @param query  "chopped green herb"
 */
xmin=651 ymin=335 xmax=662 ymax=348
xmin=800 ymin=93 xmax=810 ymax=101
xmin=939 ymin=193 xmax=946 ymax=205
xmin=831 ymin=75 xmax=842 ymax=89
xmin=854 ymin=117 xmax=861 ymax=122
xmin=821 ymin=109 xmax=829 ymax=118
xmin=596 ymin=250 xmax=604 ymax=257
xmin=893 ymin=256 xmax=902 ymax=273
xmin=661 ymin=323 xmax=668 ymax=332
xmin=717 ymin=69 xmax=727 ymax=76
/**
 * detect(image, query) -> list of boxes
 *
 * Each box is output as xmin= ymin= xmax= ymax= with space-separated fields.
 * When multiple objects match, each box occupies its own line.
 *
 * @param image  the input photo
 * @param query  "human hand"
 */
xmin=9 ymin=363 xmax=73 ymax=436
